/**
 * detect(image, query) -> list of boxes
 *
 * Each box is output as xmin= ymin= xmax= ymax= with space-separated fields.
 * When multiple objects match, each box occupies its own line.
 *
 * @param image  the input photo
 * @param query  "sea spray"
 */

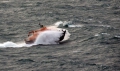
xmin=0 ymin=41 xmax=26 ymax=48
xmin=0 ymin=21 xmax=73 ymax=48
xmin=54 ymin=21 xmax=83 ymax=28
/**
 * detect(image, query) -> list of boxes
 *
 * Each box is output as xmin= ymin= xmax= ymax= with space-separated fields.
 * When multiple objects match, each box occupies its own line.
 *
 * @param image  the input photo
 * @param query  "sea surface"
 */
xmin=0 ymin=0 xmax=120 ymax=71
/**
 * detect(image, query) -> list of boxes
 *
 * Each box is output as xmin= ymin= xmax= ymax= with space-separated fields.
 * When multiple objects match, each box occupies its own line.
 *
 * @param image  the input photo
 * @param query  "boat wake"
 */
xmin=0 ymin=41 xmax=26 ymax=48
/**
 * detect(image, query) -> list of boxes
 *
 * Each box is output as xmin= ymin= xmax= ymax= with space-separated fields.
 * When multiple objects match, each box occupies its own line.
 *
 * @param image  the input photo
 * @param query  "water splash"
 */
xmin=0 ymin=41 xmax=26 ymax=48
xmin=0 ymin=27 xmax=70 ymax=48
xmin=54 ymin=21 xmax=83 ymax=28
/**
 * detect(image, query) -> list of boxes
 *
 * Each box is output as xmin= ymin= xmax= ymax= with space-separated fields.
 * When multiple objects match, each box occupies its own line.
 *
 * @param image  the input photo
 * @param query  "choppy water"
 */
xmin=0 ymin=0 xmax=120 ymax=71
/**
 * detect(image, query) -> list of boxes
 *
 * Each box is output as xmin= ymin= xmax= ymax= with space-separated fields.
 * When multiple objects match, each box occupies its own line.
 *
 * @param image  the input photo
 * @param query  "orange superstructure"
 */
xmin=25 ymin=26 xmax=48 ymax=44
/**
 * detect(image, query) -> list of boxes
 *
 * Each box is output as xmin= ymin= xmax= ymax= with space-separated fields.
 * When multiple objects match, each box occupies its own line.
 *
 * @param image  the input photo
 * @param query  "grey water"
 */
xmin=0 ymin=0 xmax=120 ymax=71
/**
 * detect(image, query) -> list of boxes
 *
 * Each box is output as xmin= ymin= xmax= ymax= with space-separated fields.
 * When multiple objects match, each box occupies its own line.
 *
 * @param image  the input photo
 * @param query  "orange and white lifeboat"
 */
xmin=24 ymin=25 xmax=69 ymax=44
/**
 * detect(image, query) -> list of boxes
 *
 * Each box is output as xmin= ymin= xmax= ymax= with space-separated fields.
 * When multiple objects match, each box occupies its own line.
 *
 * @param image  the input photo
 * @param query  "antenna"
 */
xmin=39 ymin=23 xmax=44 ymax=28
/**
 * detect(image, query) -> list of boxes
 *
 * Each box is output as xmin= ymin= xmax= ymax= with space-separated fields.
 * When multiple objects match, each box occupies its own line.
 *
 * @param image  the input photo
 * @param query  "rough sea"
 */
xmin=0 ymin=0 xmax=120 ymax=71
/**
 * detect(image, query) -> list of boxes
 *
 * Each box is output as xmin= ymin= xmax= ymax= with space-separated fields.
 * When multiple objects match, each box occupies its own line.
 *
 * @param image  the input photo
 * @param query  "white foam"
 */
xmin=114 ymin=35 xmax=120 ymax=38
xmin=33 ymin=30 xmax=62 ymax=45
xmin=0 ymin=28 xmax=70 ymax=48
xmin=0 ymin=41 xmax=26 ymax=48
xmin=95 ymin=33 xmax=110 ymax=37
xmin=32 ymin=29 xmax=70 ymax=45
xmin=68 ymin=25 xmax=83 ymax=27
xmin=54 ymin=21 xmax=83 ymax=28
xmin=0 ymin=21 xmax=71 ymax=48
xmin=54 ymin=21 xmax=63 ymax=27
xmin=95 ymin=33 xmax=100 ymax=37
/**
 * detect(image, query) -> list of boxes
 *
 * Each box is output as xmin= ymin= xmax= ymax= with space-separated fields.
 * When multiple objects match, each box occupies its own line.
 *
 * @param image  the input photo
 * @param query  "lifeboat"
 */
xmin=24 ymin=24 xmax=67 ymax=44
